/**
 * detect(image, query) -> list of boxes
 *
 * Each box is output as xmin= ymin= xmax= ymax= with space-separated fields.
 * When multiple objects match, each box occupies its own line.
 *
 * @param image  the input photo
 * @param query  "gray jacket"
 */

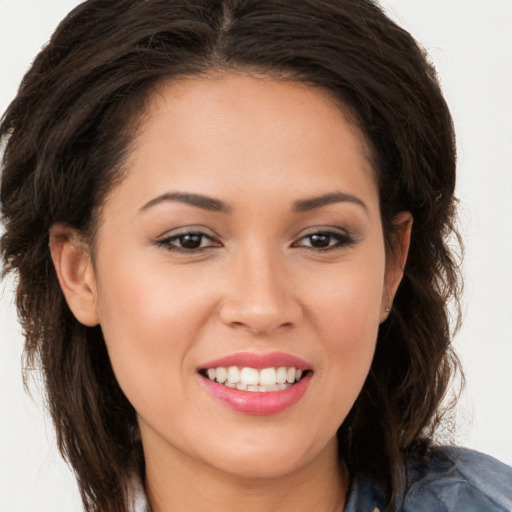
xmin=346 ymin=447 xmax=512 ymax=511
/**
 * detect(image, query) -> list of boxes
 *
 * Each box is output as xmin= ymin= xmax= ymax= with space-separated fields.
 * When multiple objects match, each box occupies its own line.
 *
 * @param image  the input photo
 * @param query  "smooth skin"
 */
xmin=50 ymin=73 xmax=411 ymax=512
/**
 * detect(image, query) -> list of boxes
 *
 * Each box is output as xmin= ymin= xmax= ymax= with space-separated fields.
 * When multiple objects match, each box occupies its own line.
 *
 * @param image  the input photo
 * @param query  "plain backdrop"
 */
xmin=1 ymin=1 xmax=511 ymax=511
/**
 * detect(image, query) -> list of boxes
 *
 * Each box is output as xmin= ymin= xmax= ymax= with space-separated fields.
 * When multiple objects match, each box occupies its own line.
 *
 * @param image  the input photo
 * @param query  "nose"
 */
xmin=218 ymin=247 xmax=303 ymax=335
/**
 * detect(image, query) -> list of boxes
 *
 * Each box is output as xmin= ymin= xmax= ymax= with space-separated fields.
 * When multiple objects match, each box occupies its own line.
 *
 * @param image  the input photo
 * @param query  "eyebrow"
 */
xmin=292 ymin=191 xmax=369 ymax=214
xmin=139 ymin=192 xmax=232 ymax=213
xmin=139 ymin=190 xmax=368 ymax=215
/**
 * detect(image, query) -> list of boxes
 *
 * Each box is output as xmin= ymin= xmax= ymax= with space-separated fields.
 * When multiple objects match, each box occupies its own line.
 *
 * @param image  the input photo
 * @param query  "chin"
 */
xmin=215 ymin=454 xmax=305 ymax=480
xmin=203 ymin=432 xmax=335 ymax=480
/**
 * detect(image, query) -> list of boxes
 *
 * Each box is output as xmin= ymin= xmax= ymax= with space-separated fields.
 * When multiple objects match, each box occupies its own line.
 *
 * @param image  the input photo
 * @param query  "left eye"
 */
xmin=294 ymin=230 xmax=354 ymax=250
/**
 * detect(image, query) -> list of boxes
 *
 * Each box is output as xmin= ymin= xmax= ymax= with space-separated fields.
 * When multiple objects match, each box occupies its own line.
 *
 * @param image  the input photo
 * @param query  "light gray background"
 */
xmin=1 ymin=1 xmax=511 ymax=511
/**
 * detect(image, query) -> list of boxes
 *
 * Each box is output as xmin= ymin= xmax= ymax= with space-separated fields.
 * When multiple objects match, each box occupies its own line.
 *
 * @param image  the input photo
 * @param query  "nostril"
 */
xmin=217 ymin=278 xmax=303 ymax=336
xmin=219 ymin=304 xmax=299 ymax=335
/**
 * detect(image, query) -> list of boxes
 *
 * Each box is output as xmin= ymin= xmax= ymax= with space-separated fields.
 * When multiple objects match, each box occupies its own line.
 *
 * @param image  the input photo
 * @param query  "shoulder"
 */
xmin=401 ymin=446 xmax=512 ymax=511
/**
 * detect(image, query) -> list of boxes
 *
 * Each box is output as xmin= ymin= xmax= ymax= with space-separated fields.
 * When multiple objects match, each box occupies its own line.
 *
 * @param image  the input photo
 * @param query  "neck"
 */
xmin=143 ymin=437 xmax=348 ymax=512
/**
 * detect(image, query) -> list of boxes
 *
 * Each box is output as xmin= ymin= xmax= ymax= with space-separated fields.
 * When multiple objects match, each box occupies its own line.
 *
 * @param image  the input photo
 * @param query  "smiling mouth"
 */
xmin=199 ymin=366 xmax=310 ymax=393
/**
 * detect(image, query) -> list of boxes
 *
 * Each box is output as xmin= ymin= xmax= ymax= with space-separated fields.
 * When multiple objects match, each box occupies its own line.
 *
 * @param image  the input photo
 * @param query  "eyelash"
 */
xmin=293 ymin=229 xmax=356 ymax=251
xmin=155 ymin=228 xmax=356 ymax=253
xmin=156 ymin=231 xmax=220 ymax=253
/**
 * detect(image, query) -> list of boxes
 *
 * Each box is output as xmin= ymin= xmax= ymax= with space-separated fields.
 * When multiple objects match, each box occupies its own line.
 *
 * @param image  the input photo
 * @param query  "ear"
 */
xmin=380 ymin=212 xmax=413 ymax=322
xmin=49 ymin=223 xmax=100 ymax=327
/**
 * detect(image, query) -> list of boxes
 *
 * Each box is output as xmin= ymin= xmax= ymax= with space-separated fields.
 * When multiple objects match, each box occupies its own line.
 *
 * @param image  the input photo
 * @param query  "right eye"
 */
xmin=156 ymin=231 xmax=221 ymax=252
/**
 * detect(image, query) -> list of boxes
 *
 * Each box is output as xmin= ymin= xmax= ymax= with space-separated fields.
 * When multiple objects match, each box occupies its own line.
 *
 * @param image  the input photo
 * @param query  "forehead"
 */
xmin=142 ymin=72 xmax=370 ymax=160
xmin=109 ymin=72 xmax=378 ymax=213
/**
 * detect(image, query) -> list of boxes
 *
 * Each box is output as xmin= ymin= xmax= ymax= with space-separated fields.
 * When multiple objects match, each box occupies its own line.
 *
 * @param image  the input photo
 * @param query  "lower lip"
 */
xmin=200 ymin=374 xmax=311 ymax=415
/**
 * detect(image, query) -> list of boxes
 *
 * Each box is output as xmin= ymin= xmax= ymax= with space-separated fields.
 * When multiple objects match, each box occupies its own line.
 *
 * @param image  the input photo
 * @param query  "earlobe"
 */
xmin=49 ymin=223 xmax=100 ymax=327
xmin=380 ymin=212 xmax=413 ymax=322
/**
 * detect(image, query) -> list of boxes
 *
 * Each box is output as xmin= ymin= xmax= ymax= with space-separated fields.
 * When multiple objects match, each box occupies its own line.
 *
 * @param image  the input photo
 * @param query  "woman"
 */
xmin=1 ymin=1 xmax=511 ymax=511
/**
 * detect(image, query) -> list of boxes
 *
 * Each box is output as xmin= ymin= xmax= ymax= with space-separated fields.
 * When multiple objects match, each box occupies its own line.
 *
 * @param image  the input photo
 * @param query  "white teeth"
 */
xmin=216 ymin=367 xmax=228 ymax=383
xmin=259 ymin=368 xmax=277 ymax=386
xmin=276 ymin=367 xmax=288 ymax=384
xmin=240 ymin=367 xmax=260 ymax=386
xmin=204 ymin=365 xmax=307 ymax=391
xmin=227 ymin=366 xmax=240 ymax=384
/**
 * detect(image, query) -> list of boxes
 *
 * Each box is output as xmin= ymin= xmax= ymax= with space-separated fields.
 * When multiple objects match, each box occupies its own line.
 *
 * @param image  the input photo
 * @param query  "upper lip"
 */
xmin=198 ymin=351 xmax=311 ymax=370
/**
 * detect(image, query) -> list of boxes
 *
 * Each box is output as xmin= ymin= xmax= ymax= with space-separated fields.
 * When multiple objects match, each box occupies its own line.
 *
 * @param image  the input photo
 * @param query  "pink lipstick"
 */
xmin=199 ymin=352 xmax=310 ymax=371
xmin=198 ymin=351 xmax=312 ymax=415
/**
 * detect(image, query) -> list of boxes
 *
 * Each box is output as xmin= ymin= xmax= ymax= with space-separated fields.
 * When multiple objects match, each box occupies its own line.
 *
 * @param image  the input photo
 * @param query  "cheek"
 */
xmin=94 ymin=260 xmax=206 ymax=406
xmin=308 ymin=250 xmax=386 ymax=339
xmin=93 ymin=248 xmax=234 ymax=423
xmin=305 ymin=253 xmax=385 ymax=413
xmin=321 ymin=286 xmax=380 ymax=378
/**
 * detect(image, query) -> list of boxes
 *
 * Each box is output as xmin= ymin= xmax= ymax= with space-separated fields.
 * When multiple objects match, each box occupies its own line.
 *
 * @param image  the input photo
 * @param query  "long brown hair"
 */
xmin=1 ymin=1 xmax=462 ymax=510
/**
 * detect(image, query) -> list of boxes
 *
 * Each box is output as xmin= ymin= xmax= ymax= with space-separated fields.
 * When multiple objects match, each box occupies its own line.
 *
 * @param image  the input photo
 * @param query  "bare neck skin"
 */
xmin=144 ymin=434 xmax=347 ymax=512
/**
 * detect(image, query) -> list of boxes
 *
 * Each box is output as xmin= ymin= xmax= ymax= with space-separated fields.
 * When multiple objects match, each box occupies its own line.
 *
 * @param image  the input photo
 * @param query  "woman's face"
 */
xmin=69 ymin=74 xmax=407 ymax=479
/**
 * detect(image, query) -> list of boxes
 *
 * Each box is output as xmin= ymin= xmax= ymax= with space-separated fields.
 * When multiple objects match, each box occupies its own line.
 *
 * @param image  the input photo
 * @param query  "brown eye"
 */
xmin=308 ymin=233 xmax=332 ymax=248
xmin=294 ymin=229 xmax=356 ymax=251
xmin=177 ymin=233 xmax=205 ymax=249
xmin=157 ymin=231 xmax=221 ymax=252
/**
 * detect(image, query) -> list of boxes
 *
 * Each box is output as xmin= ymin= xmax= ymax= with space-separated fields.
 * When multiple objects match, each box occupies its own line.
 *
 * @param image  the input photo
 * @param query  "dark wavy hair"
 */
xmin=0 ymin=1 xmax=462 ymax=511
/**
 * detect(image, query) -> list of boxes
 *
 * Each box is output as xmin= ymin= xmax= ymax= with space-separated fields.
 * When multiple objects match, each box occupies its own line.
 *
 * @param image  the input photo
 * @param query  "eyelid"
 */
xmin=154 ymin=226 xmax=223 ymax=252
xmin=291 ymin=226 xmax=357 ymax=250
xmin=155 ymin=224 xmax=218 ymax=238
